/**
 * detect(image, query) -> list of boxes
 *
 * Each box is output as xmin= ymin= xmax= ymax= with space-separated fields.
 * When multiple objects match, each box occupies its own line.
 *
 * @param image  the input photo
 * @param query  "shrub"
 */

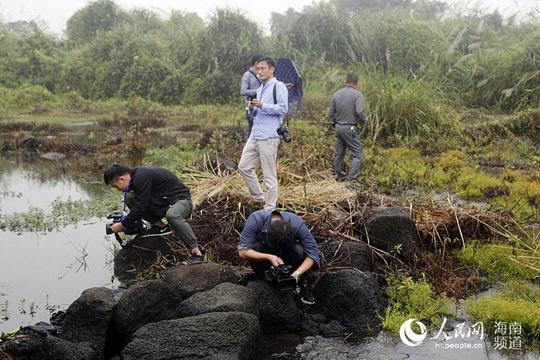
xmin=9 ymin=85 xmax=54 ymax=111
xmin=504 ymin=108 xmax=540 ymax=138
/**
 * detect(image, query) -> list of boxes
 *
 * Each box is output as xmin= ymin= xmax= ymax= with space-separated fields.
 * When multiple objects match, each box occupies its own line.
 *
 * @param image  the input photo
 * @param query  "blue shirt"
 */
xmin=250 ymin=77 xmax=288 ymax=140
xmin=238 ymin=210 xmax=321 ymax=269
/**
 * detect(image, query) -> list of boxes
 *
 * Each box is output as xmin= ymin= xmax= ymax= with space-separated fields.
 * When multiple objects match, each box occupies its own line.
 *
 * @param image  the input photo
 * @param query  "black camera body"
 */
xmin=277 ymin=125 xmax=292 ymax=143
xmin=105 ymin=212 xmax=145 ymax=235
xmin=265 ymin=265 xmax=296 ymax=293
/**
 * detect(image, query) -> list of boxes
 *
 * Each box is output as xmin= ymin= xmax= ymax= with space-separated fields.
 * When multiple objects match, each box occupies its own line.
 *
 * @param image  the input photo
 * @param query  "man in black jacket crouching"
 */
xmin=104 ymin=164 xmax=203 ymax=264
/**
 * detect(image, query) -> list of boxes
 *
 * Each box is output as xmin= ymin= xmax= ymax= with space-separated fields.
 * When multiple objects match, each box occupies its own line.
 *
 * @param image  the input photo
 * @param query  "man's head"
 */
xmin=256 ymin=56 xmax=275 ymax=84
xmin=251 ymin=53 xmax=263 ymax=67
xmin=104 ymin=164 xmax=131 ymax=191
xmin=345 ymin=72 xmax=360 ymax=86
xmin=266 ymin=211 xmax=294 ymax=251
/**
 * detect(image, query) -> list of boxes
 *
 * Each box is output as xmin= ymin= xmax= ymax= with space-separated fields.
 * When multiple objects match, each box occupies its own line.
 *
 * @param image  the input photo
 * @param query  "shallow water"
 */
xmin=0 ymin=160 xmax=117 ymax=333
xmin=257 ymin=331 xmax=540 ymax=360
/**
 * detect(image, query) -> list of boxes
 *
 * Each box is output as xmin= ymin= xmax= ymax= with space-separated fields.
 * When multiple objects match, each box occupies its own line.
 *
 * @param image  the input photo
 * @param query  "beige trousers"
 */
xmin=238 ymin=137 xmax=280 ymax=210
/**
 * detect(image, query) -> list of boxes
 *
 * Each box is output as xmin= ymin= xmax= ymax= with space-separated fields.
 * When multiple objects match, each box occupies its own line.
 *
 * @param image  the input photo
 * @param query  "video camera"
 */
xmin=264 ymin=265 xmax=296 ymax=293
xmin=105 ymin=212 xmax=146 ymax=246
xmin=277 ymin=125 xmax=291 ymax=143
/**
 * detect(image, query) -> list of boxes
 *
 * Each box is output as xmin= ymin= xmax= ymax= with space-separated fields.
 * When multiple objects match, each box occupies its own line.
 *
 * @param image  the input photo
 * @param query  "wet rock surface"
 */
xmin=121 ymin=312 xmax=260 ymax=360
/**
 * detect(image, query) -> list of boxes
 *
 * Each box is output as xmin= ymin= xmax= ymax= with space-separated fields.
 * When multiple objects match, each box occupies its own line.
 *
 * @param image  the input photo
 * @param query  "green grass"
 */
xmin=0 ymin=112 xmax=99 ymax=124
xmin=381 ymin=275 xmax=454 ymax=332
xmin=466 ymin=281 xmax=540 ymax=341
xmin=451 ymin=243 xmax=539 ymax=281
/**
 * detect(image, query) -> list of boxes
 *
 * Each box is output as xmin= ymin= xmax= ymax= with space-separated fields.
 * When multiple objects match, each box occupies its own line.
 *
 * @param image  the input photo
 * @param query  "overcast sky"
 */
xmin=0 ymin=0 xmax=539 ymax=36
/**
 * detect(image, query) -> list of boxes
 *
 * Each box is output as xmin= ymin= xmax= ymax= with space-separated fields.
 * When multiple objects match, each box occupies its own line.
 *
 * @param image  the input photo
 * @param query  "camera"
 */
xmin=276 ymin=125 xmax=292 ymax=143
xmin=105 ymin=212 xmax=145 ymax=235
xmin=265 ymin=265 xmax=296 ymax=293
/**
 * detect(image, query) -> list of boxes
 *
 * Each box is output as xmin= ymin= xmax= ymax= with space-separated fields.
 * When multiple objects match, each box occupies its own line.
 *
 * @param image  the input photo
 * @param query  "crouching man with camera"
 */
xmin=103 ymin=164 xmax=204 ymax=264
xmin=238 ymin=210 xmax=320 ymax=305
xmin=238 ymin=56 xmax=289 ymax=211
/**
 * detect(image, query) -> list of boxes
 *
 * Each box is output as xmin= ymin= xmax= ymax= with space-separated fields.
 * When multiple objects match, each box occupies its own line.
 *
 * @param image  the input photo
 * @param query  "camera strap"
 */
xmin=123 ymin=180 xmax=133 ymax=213
xmin=273 ymin=83 xmax=290 ymax=127
xmin=249 ymin=69 xmax=261 ymax=85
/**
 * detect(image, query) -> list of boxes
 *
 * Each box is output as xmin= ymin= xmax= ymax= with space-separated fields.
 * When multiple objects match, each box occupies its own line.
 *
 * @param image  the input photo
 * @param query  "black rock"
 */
xmin=0 ymin=328 xmax=99 ymax=360
xmin=121 ymin=312 xmax=260 ymax=360
xmin=314 ymin=270 xmax=384 ymax=328
xmin=162 ymin=262 xmax=238 ymax=299
xmin=112 ymin=280 xmax=183 ymax=345
xmin=60 ymin=287 xmax=114 ymax=358
xmin=246 ymin=281 xmax=302 ymax=333
xmin=176 ymin=282 xmax=258 ymax=318
xmin=113 ymin=236 xmax=177 ymax=281
xmin=363 ymin=207 xmax=418 ymax=252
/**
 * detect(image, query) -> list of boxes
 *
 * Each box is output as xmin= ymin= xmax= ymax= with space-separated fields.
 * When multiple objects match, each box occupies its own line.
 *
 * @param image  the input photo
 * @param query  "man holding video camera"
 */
xmin=238 ymin=210 xmax=320 ymax=305
xmin=238 ymin=56 xmax=288 ymax=211
xmin=103 ymin=164 xmax=203 ymax=264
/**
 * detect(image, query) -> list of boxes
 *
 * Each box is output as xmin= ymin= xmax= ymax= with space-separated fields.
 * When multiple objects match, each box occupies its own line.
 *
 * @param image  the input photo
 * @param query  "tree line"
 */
xmin=0 ymin=0 xmax=539 ymax=111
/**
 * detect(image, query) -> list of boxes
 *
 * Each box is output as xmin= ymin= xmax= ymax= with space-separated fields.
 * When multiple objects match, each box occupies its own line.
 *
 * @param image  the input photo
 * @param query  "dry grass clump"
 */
xmin=413 ymin=199 xmax=515 ymax=253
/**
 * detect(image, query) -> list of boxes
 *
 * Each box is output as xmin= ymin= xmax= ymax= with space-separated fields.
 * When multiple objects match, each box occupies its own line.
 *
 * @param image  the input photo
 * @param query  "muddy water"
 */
xmin=0 ymin=160 xmax=117 ymax=333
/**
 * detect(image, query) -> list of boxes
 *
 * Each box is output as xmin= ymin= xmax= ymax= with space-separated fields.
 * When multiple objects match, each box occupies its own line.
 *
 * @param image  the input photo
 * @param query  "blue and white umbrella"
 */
xmin=275 ymin=58 xmax=303 ymax=116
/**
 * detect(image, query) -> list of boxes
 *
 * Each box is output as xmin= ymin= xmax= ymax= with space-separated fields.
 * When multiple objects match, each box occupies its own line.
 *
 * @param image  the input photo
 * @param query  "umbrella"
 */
xmin=274 ymin=58 xmax=303 ymax=116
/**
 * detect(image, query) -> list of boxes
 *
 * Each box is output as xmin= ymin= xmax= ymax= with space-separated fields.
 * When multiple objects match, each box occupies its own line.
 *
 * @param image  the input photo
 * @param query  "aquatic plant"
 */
xmin=0 ymin=190 xmax=121 ymax=233
xmin=381 ymin=275 xmax=454 ymax=332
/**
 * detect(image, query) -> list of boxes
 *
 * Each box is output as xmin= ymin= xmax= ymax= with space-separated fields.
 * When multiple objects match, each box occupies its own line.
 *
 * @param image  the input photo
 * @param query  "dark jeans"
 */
xmin=249 ymin=241 xmax=308 ymax=285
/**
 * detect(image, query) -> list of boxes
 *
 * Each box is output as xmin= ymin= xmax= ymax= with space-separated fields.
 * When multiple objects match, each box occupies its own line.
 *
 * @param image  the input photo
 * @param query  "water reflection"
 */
xmin=0 ymin=160 xmax=117 ymax=333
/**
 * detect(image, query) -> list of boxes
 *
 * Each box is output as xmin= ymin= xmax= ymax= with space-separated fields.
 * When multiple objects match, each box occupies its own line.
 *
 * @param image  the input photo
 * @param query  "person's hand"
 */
xmin=291 ymin=270 xmax=301 ymax=281
xmin=251 ymin=99 xmax=263 ymax=108
xmin=267 ymin=254 xmax=284 ymax=267
xmin=286 ymin=83 xmax=294 ymax=89
xmin=111 ymin=222 xmax=124 ymax=233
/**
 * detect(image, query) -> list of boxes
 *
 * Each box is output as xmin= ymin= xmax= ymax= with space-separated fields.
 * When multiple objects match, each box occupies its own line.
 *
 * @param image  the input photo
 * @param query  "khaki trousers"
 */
xmin=238 ymin=137 xmax=280 ymax=210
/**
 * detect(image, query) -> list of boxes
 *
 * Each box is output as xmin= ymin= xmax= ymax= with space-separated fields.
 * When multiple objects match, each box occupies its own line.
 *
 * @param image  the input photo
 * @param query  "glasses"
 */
xmin=256 ymin=66 xmax=270 ymax=72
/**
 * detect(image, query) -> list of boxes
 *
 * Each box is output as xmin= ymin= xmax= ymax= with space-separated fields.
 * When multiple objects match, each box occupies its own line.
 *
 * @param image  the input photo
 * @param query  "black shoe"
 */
xmin=141 ymin=224 xmax=173 ymax=238
xmin=298 ymin=284 xmax=315 ymax=305
xmin=182 ymin=254 xmax=205 ymax=265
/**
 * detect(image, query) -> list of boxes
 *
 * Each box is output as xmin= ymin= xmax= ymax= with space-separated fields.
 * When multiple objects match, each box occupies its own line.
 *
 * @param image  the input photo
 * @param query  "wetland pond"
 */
xmin=0 ymin=158 xmax=539 ymax=360
xmin=0 ymin=158 xmax=118 ymax=333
